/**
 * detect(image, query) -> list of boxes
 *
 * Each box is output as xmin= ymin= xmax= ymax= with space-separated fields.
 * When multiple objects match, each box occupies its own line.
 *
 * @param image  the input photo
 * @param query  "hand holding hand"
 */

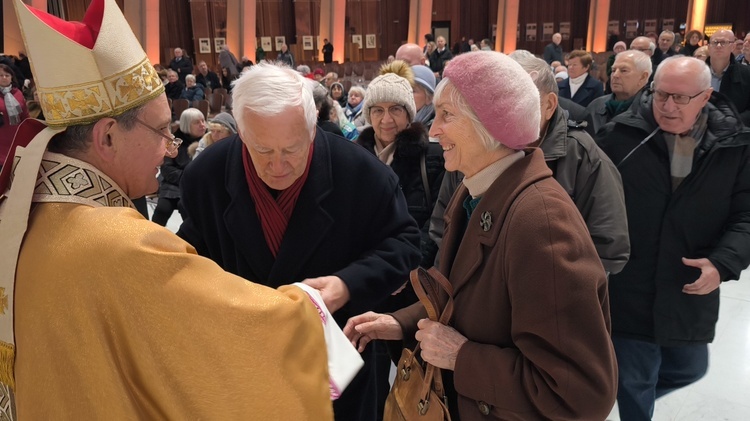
xmin=301 ymin=275 xmax=350 ymax=313
xmin=415 ymin=319 xmax=468 ymax=371
xmin=343 ymin=312 xmax=403 ymax=353
xmin=682 ymin=257 xmax=721 ymax=295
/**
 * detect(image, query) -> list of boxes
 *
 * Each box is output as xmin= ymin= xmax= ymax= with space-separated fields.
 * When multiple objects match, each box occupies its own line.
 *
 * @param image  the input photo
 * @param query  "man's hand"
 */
xmin=415 ymin=319 xmax=468 ymax=371
xmin=682 ymin=257 xmax=721 ymax=295
xmin=301 ymin=275 xmax=350 ymax=313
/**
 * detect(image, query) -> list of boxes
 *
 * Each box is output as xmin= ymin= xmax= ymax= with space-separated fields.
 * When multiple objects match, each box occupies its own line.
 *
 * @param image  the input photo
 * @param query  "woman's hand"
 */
xmin=415 ymin=319 xmax=468 ymax=371
xmin=343 ymin=312 xmax=403 ymax=353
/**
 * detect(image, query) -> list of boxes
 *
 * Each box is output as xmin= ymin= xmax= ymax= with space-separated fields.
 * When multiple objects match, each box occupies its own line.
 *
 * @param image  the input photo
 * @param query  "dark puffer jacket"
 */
xmin=597 ymin=90 xmax=750 ymax=345
xmin=356 ymin=123 xmax=445 ymax=267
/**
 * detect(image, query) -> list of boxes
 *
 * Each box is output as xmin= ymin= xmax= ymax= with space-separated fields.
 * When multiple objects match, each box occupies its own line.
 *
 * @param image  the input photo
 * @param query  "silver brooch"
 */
xmin=480 ymin=211 xmax=492 ymax=232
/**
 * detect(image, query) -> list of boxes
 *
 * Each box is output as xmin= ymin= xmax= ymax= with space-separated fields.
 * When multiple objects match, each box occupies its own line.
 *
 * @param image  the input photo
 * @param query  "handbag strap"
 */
xmin=410 ymin=267 xmax=454 ymax=324
xmin=409 ymin=267 xmax=455 ymax=406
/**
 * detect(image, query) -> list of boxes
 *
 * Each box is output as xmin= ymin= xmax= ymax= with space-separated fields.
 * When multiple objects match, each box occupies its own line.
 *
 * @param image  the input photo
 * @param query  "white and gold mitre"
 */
xmin=15 ymin=0 xmax=164 ymax=128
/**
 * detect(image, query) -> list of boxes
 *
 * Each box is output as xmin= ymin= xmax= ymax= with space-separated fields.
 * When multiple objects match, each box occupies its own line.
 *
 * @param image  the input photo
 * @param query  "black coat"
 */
xmin=168 ymin=57 xmax=193 ymax=84
xmin=356 ymin=123 xmax=445 ymax=267
xmin=558 ymin=74 xmax=604 ymax=107
xmin=429 ymin=48 xmax=453 ymax=76
xmin=195 ymin=71 xmax=221 ymax=90
xmin=177 ymin=130 xmax=421 ymax=420
xmin=158 ymin=129 xmax=196 ymax=199
xmin=706 ymin=56 xmax=750 ymax=126
xmin=596 ymin=90 xmax=750 ymax=346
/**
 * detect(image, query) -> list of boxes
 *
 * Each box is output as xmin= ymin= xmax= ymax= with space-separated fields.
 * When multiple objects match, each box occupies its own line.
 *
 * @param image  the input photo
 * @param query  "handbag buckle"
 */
xmin=400 ymin=365 xmax=411 ymax=381
xmin=418 ymin=398 xmax=430 ymax=415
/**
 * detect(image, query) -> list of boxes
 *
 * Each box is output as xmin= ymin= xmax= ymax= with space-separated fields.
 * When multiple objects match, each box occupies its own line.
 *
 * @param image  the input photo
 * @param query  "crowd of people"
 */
xmin=1 ymin=0 xmax=749 ymax=419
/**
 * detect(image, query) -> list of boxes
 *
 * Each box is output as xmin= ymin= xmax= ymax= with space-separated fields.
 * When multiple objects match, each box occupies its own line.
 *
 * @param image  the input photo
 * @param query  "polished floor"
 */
xmin=609 ymin=269 xmax=750 ymax=421
xmin=160 ymin=209 xmax=750 ymax=420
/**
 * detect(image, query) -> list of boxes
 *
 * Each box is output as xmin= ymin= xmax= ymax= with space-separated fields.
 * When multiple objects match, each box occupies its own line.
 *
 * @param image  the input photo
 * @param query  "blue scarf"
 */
xmin=345 ymin=102 xmax=363 ymax=121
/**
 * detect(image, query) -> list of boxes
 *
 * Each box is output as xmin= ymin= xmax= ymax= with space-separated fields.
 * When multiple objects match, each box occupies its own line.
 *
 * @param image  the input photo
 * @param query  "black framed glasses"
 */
xmin=651 ymin=83 xmax=708 ymax=105
xmin=709 ymin=40 xmax=733 ymax=47
xmin=134 ymin=117 xmax=183 ymax=155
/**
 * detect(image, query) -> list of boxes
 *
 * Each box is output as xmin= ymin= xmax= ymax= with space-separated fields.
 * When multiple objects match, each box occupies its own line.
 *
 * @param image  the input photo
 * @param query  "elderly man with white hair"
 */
xmin=597 ymin=56 xmax=750 ymax=421
xmin=178 ymin=62 xmax=421 ymax=421
xmin=586 ymin=49 xmax=652 ymax=135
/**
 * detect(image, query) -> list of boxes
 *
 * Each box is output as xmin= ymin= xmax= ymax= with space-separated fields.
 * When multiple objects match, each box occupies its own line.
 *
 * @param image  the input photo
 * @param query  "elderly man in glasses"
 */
xmin=0 ymin=0 xmax=337 ymax=417
xmin=596 ymin=55 xmax=750 ymax=420
xmin=706 ymin=29 xmax=750 ymax=126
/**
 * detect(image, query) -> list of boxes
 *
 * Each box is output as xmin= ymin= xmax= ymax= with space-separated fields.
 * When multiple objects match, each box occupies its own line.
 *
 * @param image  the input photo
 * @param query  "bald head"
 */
xmin=630 ymin=37 xmax=654 ymax=57
xmin=395 ymin=43 xmax=424 ymax=65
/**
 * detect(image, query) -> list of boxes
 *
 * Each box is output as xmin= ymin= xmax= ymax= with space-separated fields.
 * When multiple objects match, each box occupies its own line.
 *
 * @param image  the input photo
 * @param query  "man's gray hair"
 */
xmin=654 ymin=56 xmax=711 ymax=90
xmin=297 ymin=65 xmax=311 ymax=75
xmin=231 ymin=62 xmax=317 ymax=137
xmin=616 ymin=50 xmax=653 ymax=78
xmin=660 ymin=30 xmax=675 ymax=38
xmin=178 ymin=108 xmax=205 ymax=134
xmin=649 ymin=42 xmax=656 ymax=53
xmin=508 ymin=50 xmax=559 ymax=95
xmin=185 ymin=74 xmax=196 ymax=83
xmin=434 ymin=79 xmax=504 ymax=152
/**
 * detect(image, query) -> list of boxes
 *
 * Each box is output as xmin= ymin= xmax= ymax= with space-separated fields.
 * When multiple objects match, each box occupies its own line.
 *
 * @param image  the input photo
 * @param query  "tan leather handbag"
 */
xmin=384 ymin=267 xmax=454 ymax=421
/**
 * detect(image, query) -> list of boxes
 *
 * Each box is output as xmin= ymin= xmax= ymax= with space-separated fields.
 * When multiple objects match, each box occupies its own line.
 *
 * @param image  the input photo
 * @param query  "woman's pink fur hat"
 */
xmin=442 ymin=51 xmax=540 ymax=150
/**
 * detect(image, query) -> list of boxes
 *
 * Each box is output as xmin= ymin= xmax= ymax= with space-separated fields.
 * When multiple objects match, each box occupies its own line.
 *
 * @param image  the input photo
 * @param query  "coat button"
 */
xmin=477 ymin=400 xmax=491 ymax=415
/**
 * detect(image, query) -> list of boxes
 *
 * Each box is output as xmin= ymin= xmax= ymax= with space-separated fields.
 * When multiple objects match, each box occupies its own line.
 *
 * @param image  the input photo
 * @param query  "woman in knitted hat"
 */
xmin=329 ymin=81 xmax=347 ymax=108
xmin=346 ymin=51 xmax=617 ymax=420
xmin=356 ymin=61 xmax=444 ymax=268
xmin=355 ymin=61 xmax=446 ymax=415
xmin=411 ymin=64 xmax=437 ymax=128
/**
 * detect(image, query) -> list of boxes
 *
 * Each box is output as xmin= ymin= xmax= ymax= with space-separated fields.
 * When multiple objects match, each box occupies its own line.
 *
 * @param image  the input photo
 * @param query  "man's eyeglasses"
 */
xmin=369 ymin=105 xmax=407 ymax=119
xmin=709 ymin=40 xmax=733 ymax=47
xmin=134 ymin=118 xmax=183 ymax=155
xmin=651 ymin=86 xmax=708 ymax=105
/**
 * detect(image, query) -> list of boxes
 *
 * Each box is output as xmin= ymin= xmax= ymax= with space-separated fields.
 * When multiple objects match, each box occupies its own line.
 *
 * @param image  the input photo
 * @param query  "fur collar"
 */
xmin=356 ymin=123 xmax=429 ymax=160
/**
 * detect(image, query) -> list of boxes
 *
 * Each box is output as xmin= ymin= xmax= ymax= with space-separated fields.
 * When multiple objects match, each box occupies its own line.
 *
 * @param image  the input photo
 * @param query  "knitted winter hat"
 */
xmin=209 ymin=112 xmax=237 ymax=134
xmin=442 ymin=51 xmax=540 ymax=150
xmin=363 ymin=73 xmax=417 ymax=124
xmin=411 ymin=65 xmax=436 ymax=94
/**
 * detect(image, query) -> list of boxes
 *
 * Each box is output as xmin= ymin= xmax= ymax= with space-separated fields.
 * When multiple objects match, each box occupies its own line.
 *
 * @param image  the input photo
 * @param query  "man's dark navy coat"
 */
xmin=178 ymin=129 xmax=421 ymax=421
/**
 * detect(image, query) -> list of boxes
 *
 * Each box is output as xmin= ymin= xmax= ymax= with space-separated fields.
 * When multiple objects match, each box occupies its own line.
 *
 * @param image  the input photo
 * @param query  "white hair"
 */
xmin=434 ymin=80 xmax=503 ymax=152
xmin=231 ymin=62 xmax=317 ymax=138
xmin=654 ymin=56 xmax=711 ymax=90
xmin=615 ymin=50 xmax=653 ymax=78
xmin=178 ymin=108 xmax=205 ymax=133
xmin=508 ymin=50 xmax=559 ymax=95
xmin=185 ymin=74 xmax=196 ymax=83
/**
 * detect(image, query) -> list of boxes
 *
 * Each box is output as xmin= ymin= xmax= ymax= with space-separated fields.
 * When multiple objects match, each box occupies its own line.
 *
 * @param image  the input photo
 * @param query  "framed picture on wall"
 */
xmin=559 ymin=22 xmax=571 ymax=40
xmin=366 ymin=34 xmax=376 ymax=49
xmin=352 ymin=35 xmax=363 ymax=49
xmin=275 ymin=36 xmax=286 ymax=51
xmin=198 ymin=38 xmax=211 ymax=54
xmin=526 ymin=23 xmax=537 ymax=42
xmin=302 ymin=36 xmax=314 ymax=51
xmin=662 ymin=19 xmax=675 ymax=32
xmin=261 ymin=37 xmax=273 ymax=52
xmin=542 ymin=23 xmax=554 ymax=41
xmin=608 ymin=21 xmax=620 ymax=36
xmin=214 ymin=37 xmax=226 ymax=53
